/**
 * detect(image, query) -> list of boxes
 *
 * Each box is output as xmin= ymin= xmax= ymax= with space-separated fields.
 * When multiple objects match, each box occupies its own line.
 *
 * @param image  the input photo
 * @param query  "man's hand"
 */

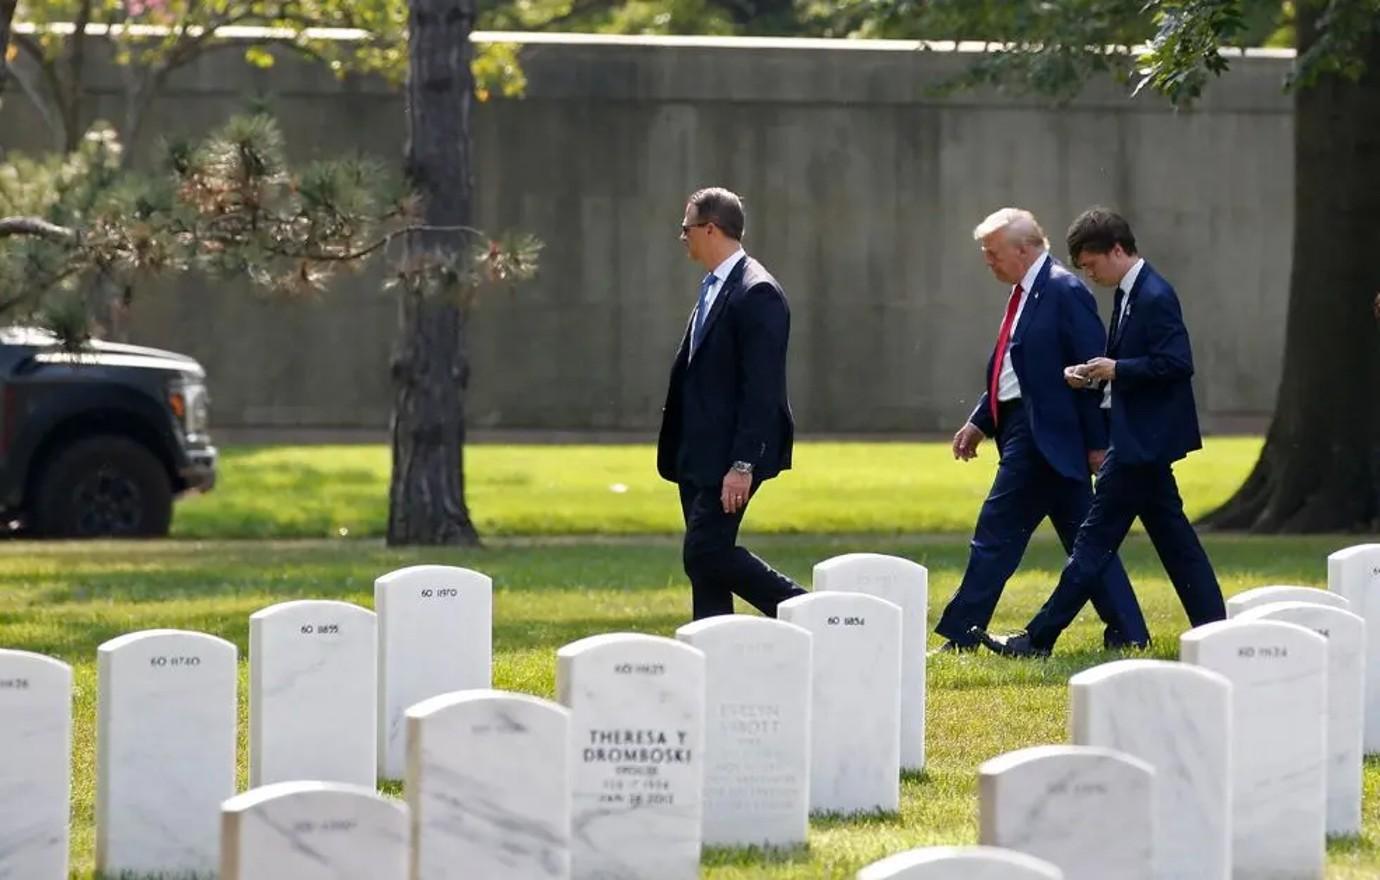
xmin=1088 ymin=449 xmax=1107 ymax=474
xmin=952 ymin=422 xmax=984 ymax=461
xmin=1064 ymin=364 xmax=1093 ymax=389
xmin=1083 ymin=357 xmax=1117 ymax=382
xmin=721 ymin=469 xmax=753 ymax=514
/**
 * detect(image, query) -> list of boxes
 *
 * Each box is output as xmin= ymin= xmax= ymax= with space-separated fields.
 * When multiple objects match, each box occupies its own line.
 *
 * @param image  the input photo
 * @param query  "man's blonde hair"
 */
xmin=973 ymin=208 xmax=1049 ymax=249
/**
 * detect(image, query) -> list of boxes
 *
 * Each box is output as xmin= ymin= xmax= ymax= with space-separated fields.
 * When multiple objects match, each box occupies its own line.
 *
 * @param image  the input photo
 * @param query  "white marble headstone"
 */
xmin=813 ymin=553 xmax=928 ymax=771
xmin=1226 ymin=585 xmax=1350 ymax=618
xmin=406 ymin=689 xmax=572 ymax=880
xmin=250 ymin=599 xmax=377 ymax=787
xmin=0 ymin=650 xmax=72 ymax=880
xmin=556 ymin=633 xmax=705 ymax=880
xmin=1328 ymin=543 xmax=1380 ymax=753
xmin=220 ymin=781 xmax=409 ymax=880
xmin=675 ymin=616 xmax=811 ymax=848
xmin=376 ymin=564 xmax=492 ymax=778
xmin=978 ymin=745 xmax=1153 ymax=880
xmin=1069 ymin=659 xmax=1231 ymax=880
xmin=97 ymin=629 xmax=237 ymax=878
xmin=1181 ymin=619 xmax=1327 ymax=879
xmin=1237 ymin=601 xmax=1366 ymax=837
xmin=778 ymin=592 xmax=901 ymax=814
xmin=856 ymin=845 xmax=1064 ymax=880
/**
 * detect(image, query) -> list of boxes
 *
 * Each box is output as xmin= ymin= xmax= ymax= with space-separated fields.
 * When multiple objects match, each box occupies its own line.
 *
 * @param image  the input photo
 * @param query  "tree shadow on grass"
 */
xmin=931 ymin=647 xmax=1172 ymax=691
xmin=702 ymin=842 xmax=811 ymax=867
xmin=810 ymin=807 xmax=908 ymax=829
xmin=17 ymin=542 xmax=687 ymax=604
xmin=1328 ymin=834 xmax=1376 ymax=857
xmin=493 ymin=614 xmax=689 ymax=651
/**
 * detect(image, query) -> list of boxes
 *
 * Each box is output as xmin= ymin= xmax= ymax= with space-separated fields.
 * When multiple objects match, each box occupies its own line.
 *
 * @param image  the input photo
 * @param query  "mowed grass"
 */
xmin=170 ymin=437 xmax=1264 ymax=538
xmin=5 ymin=533 xmax=1380 ymax=877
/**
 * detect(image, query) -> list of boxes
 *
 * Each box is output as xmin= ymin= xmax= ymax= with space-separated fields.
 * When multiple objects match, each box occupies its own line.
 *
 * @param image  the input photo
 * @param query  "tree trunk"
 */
xmin=1201 ymin=8 xmax=1380 ymax=533
xmin=0 ymin=0 xmax=16 ymax=100
xmin=387 ymin=0 xmax=481 ymax=546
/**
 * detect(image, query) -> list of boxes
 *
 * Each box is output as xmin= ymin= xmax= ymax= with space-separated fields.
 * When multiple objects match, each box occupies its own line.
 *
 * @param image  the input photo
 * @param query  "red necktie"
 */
xmin=988 ymin=284 xmax=1024 ymax=426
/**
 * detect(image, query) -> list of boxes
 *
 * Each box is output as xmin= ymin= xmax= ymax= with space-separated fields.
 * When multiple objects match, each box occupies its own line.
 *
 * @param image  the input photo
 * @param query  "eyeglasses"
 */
xmin=680 ymin=221 xmax=712 ymax=236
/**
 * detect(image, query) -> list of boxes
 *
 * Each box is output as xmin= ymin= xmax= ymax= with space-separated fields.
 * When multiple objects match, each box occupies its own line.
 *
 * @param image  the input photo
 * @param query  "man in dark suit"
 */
xmin=974 ymin=207 xmax=1226 ymax=657
xmin=657 ymin=187 xmax=807 ymax=620
xmin=933 ymin=208 xmax=1149 ymax=653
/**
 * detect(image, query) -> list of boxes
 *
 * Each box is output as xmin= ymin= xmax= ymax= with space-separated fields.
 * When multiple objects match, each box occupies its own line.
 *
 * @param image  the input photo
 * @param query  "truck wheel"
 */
xmin=32 ymin=435 xmax=173 ymax=538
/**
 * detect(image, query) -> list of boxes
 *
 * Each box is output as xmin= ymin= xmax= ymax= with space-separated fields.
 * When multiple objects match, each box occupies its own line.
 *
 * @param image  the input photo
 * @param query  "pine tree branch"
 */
xmin=0 ymin=216 xmax=78 ymax=241
xmin=269 ymin=224 xmax=486 ymax=263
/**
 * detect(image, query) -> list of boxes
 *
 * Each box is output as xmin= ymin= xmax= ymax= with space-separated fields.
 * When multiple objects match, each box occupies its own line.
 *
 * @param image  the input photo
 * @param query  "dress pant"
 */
xmin=1026 ymin=450 xmax=1225 ymax=650
xmin=934 ymin=399 xmax=1150 ymax=647
xmin=679 ymin=481 xmax=807 ymax=620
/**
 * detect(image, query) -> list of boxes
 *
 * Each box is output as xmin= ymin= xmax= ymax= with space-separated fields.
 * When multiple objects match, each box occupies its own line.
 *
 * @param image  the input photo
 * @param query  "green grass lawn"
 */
xmin=171 ymin=436 xmax=1264 ymax=538
xmin=4 ymin=533 xmax=1380 ymax=878
xmin=6 ymin=437 xmax=1378 ymax=877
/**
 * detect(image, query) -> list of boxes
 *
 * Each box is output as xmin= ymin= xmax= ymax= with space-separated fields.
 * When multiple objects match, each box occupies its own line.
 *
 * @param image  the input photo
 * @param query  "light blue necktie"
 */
xmin=691 ymin=272 xmax=716 ymax=353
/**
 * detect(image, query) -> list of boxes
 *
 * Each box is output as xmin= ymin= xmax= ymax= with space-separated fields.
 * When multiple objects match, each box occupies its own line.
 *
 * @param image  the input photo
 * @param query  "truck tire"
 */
xmin=31 ymin=435 xmax=174 ymax=538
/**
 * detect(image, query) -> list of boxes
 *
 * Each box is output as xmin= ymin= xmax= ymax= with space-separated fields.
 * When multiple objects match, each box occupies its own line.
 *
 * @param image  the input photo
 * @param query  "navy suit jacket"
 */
xmin=657 ymin=255 xmax=795 ymax=487
xmin=1104 ymin=261 xmax=1203 ymax=464
xmin=969 ymin=257 xmax=1110 ymax=482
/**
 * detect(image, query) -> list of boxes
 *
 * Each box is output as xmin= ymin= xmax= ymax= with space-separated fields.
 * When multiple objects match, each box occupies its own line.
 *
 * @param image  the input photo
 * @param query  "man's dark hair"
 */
xmin=688 ymin=187 xmax=746 ymax=241
xmin=1066 ymin=207 xmax=1138 ymax=262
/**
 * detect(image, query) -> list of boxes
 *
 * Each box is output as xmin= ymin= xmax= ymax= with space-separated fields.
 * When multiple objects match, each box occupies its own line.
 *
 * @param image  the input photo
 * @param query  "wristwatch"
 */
xmin=731 ymin=460 xmax=754 ymax=475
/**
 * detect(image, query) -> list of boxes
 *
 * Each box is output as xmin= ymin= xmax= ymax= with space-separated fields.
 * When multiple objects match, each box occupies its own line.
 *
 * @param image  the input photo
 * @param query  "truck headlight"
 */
xmin=169 ymin=380 xmax=209 ymax=438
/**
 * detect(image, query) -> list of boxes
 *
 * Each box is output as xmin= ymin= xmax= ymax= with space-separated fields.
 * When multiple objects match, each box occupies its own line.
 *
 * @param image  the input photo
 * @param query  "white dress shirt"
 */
xmin=995 ymin=251 xmax=1050 ymax=402
xmin=689 ymin=248 xmax=745 ymax=361
xmin=1101 ymin=257 xmax=1144 ymax=409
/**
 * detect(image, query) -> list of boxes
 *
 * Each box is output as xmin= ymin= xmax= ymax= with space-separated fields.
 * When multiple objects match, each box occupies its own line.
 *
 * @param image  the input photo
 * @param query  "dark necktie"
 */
xmin=1108 ymin=287 xmax=1127 ymax=349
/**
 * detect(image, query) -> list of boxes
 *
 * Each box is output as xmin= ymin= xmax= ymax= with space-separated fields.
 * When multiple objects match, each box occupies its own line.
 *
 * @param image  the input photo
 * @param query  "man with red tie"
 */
xmin=974 ymin=208 xmax=1225 ymax=657
xmin=932 ymin=208 xmax=1149 ymax=653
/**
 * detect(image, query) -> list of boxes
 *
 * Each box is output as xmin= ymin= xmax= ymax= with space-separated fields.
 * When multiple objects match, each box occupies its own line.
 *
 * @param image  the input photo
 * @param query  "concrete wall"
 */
xmin=0 ymin=34 xmax=1294 ymax=437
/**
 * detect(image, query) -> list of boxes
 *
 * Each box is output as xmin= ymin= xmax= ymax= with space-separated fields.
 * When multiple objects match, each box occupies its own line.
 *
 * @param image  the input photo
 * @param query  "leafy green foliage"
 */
xmin=0 ymin=114 xmax=539 ymax=340
xmin=6 ymin=0 xmax=531 ymax=154
xmin=854 ymin=0 xmax=1373 ymax=104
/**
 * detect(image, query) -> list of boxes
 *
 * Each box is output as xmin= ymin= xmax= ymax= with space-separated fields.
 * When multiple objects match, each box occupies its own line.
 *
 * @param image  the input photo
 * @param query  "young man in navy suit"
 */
xmin=657 ymin=187 xmax=808 ymax=620
xmin=974 ymin=207 xmax=1226 ymax=657
xmin=933 ymin=208 xmax=1149 ymax=653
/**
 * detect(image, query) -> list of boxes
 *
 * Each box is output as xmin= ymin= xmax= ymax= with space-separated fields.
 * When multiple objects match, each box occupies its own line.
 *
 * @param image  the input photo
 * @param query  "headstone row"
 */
xmin=976 ymin=580 xmax=1370 ymax=880
xmin=0 ymin=554 xmax=929 ymax=879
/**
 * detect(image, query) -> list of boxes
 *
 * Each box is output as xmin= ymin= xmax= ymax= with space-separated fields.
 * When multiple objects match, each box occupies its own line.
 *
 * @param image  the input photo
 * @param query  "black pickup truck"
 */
xmin=0 ymin=327 xmax=217 ymax=537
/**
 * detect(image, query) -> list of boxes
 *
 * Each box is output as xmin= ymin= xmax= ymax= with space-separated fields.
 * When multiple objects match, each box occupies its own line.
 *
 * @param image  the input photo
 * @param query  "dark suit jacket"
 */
xmin=1104 ymin=261 xmax=1203 ymax=464
xmin=657 ymin=255 xmax=794 ymax=487
xmin=969 ymin=256 xmax=1111 ymax=482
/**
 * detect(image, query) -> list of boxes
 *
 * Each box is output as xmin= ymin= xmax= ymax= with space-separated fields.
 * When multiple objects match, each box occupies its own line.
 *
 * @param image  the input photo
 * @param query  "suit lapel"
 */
xmin=689 ymin=255 xmax=747 ymax=361
xmin=1010 ymin=256 xmax=1053 ymax=345
xmin=1110 ymin=263 xmax=1149 ymax=353
xmin=673 ymin=307 xmax=695 ymax=365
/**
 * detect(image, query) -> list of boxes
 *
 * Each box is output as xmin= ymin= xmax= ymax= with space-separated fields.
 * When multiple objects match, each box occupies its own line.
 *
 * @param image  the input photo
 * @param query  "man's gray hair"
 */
xmin=973 ymin=208 xmax=1049 ymax=249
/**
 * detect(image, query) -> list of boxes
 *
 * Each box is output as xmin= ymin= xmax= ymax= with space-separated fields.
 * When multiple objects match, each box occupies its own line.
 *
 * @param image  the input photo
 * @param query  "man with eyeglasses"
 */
xmin=657 ymin=187 xmax=807 ymax=620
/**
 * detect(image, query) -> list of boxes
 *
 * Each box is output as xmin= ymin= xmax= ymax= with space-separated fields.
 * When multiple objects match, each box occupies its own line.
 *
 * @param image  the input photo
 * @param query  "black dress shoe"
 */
xmin=928 ymin=640 xmax=978 ymax=657
xmin=968 ymin=627 xmax=1051 ymax=658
